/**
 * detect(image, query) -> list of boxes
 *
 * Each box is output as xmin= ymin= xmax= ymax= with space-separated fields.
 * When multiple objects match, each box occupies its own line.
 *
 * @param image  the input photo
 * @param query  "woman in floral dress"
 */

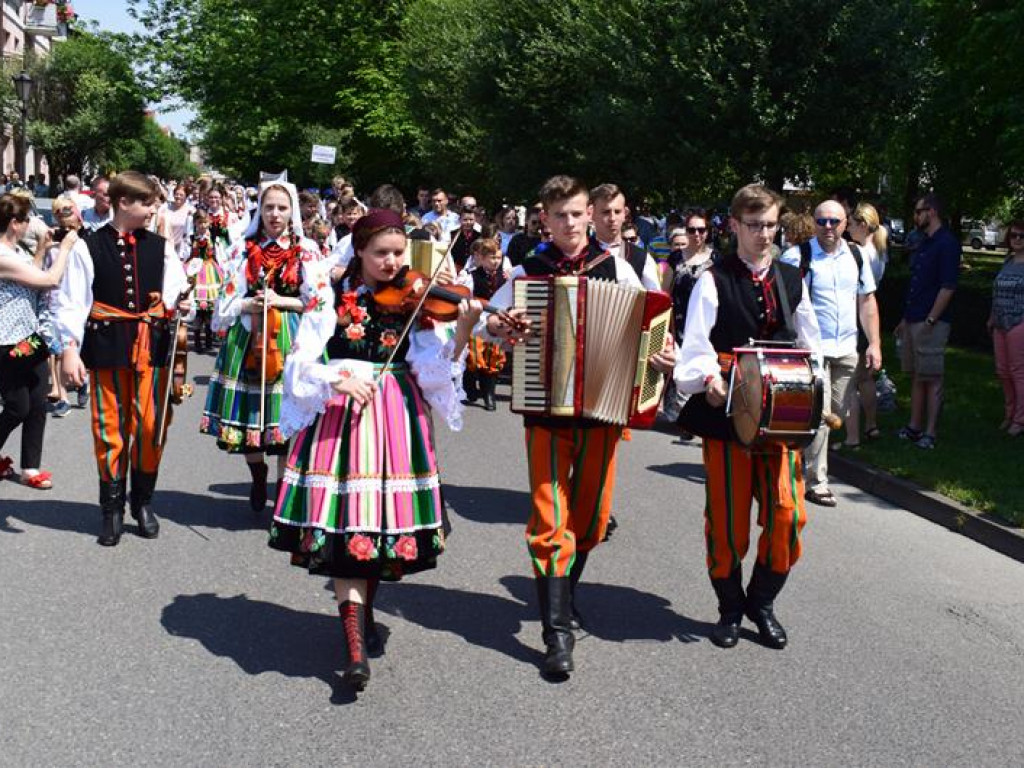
xmin=201 ymin=181 xmax=322 ymax=510
xmin=184 ymin=210 xmax=223 ymax=352
xmin=269 ymin=208 xmax=479 ymax=691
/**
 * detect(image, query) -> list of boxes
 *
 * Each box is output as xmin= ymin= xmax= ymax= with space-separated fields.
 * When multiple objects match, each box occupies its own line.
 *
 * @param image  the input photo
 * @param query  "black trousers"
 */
xmin=0 ymin=346 xmax=50 ymax=469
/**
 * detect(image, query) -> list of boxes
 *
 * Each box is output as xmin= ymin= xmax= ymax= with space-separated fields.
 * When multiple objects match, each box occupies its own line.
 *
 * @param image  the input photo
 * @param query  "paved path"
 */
xmin=2 ymin=354 xmax=1022 ymax=767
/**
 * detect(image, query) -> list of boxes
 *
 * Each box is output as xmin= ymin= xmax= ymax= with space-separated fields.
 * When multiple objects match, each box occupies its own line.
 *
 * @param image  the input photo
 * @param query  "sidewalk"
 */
xmin=830 ymin=453 xmax=1024 ymax=564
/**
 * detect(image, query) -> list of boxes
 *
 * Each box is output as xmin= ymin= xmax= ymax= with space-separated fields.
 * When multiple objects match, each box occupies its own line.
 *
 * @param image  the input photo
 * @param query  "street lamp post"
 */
xmin=11 ymin=71 xmax=33 ymax=181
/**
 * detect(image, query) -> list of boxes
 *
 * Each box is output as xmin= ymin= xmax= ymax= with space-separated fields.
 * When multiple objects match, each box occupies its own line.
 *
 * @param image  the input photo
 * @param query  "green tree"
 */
xmin=26 ymin=32 xmax=146 ymax=185
xmin=104 ymin=116 xmax=198 ymax=179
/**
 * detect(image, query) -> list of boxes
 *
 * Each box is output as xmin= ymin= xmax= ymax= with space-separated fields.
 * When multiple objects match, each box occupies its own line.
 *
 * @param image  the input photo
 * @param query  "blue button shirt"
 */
xmin=903 ymin=227 xmax=960 ymax=322
xmin=781 ymin=237 xmax=876 ymax=357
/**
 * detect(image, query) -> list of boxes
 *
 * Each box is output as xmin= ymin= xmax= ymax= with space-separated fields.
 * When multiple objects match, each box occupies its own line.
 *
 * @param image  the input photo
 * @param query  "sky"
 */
xmin=72 ymin=0 xmax=197 ymax=141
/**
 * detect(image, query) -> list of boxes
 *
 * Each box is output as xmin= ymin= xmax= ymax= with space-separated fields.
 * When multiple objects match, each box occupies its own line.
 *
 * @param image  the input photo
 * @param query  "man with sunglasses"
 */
xmin=780 ymin=200 xmax=880 ymax=507
xmin=894 ymin=193 xmax=960 ymax=450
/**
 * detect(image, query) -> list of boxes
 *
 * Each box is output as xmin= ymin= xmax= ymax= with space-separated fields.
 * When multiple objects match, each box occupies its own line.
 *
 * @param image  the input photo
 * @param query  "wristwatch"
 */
xmin=926 ymin=316 xmax=936 ymax=326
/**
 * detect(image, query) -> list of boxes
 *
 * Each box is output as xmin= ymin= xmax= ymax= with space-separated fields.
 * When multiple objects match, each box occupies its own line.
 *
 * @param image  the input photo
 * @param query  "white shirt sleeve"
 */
xmin=408 ymin=323 xmax=467 ymax=432
xmin=472 ymin=265 xmax=523 ymax=341
xmin=213 ymin=241 xmax=248 ymax=333
xmin=640 ymin=254 xmax=662 ymax=291
xmin=54 ymin=239 xmax=94 ymax=347
xmin=673 ymin=271 xmax=721 ymax=394
xmin=794 ymin=282 xmax=823 ymax=366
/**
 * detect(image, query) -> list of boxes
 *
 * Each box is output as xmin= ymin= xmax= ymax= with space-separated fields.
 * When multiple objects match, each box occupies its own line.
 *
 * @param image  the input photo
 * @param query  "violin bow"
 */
xmin=372 ymin=233 xmax=460 ymax=388
xmin=156 ymin=277 xmax=196 ymax=449
xmin=258 ymin=269 xmax=269 ymax=434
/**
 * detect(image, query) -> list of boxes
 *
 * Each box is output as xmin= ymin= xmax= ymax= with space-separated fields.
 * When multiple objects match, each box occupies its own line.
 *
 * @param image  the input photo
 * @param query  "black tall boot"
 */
xmin=567 ymin=552 xmax=589 ymax=632
xmin=193 ymin=324 xmax=204 ymax=354
xmin=745 ymin=563 xmax=789 ymax=649
xmin=248 ymin=461 xmax=269 ymax=512
xmin=462 ymin=371 xmax=479 ymax=404
xmin=129 ymin=471 xmax=160 ymax=539
xmin=338 ymin=600 xmax=371 ymax=690
xmin=480 ymin=374 xmax=497 ymax=411
xmin=364 ymin=577 xmax=387 ymax=656
xmin=97 ymin=479 xmax=125 ymax=547
xmin=709 ymin=568 xmax=746 ymax=648
xmin=536 ymin=577 xmax=575 ymax=677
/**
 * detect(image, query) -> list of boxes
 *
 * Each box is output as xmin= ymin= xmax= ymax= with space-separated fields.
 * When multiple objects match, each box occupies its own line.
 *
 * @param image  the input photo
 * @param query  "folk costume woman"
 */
xmin=201 ymin=181 xmax=322 ymax=511
xmin=205 ymin=184 xmax=236 ymax=263
xmin=459 ymin=237 xmax=507 ymax=410
xmin=269 ymin=208 xmax=479 ymax=691
xmin=184 ymin=210 xmax=223 ymax=353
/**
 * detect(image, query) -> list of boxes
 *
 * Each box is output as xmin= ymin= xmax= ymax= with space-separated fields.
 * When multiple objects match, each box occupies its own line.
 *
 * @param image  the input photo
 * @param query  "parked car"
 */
xmin=961 ymin=219 xmax=1005 ymax=250
xmin=31 ymin=197 xmax=56 ymax=227
xmin=888 ymin=217 xmax=906 ymax=245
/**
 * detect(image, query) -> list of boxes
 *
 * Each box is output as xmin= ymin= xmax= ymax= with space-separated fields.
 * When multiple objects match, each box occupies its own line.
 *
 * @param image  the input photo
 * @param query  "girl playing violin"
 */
xmin=200 ymin=181 xmax=323 ymax=511
xmin=269 ymin=208 xmax=481 ymax=692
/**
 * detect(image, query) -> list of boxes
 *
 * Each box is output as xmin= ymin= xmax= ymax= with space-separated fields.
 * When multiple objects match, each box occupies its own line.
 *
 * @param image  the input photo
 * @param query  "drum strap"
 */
xmin=772 ymin=263 xmax=797 ymax=342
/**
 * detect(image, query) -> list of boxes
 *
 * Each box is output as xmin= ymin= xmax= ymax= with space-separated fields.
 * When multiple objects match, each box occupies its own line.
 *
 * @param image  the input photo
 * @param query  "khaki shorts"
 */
xmin=899 ymin=321 xmax=950 ymax=378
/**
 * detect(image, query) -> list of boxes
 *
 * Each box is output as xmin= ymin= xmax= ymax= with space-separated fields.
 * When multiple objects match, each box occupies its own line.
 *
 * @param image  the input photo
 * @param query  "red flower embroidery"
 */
xmin=380 ymin=330 xmax=398 ymax=348
xmin=349 ymin=305 xmax=368 ymax=323
xmin=345 ymin=324 xmax=366 ymax=341
xmin=394 ymin=535 xmax=418 ymax=562
xmin=348 ymin=534 xmax=376 ymax=561
xmin=223 ymin=282 xmax=236 ymax=297
xmin=304 ymin=295 xmax=322 ymax=312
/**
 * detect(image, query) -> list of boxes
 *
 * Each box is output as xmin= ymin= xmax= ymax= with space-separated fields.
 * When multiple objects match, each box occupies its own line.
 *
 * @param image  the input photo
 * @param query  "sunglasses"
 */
xmin=1010 ymin=232 xmax=1024 ymax=240
xmin=686 ymin=226 xmax=707 ymax=234
xmin=914 ymin=207 xmax=931 ymax=214
xmin=815 ymin=217 xmax=843 ymax=227
xmin=624 ymin=236 xmax=638 ymax=243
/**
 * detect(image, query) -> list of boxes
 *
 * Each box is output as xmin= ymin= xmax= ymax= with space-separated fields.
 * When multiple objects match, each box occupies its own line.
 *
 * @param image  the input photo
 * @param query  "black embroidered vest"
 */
xmin=81 ymin=227 xmax=170 ymax=370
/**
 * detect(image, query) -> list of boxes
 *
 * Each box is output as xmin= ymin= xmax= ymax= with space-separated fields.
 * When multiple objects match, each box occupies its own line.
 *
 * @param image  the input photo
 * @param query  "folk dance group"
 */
xmin=49 ymin=171 xmax=820 ymax=689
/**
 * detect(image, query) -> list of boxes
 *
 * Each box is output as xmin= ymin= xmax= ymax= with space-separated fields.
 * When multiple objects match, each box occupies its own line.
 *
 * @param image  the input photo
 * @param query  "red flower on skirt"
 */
xmin=345 ymin=324 xmax=366 ymax=341
xmin=348 ymin=534 xmax=376 ymax=561
xmin=380 ymin=330 xmax=398 ymax=348
xmin=394 ymin=535 xmax=418 ymax=561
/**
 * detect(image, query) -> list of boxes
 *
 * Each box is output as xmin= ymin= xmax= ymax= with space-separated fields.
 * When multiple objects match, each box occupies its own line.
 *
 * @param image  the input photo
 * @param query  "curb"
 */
xmin=829 ymin=454 xmax=1024 ymax=565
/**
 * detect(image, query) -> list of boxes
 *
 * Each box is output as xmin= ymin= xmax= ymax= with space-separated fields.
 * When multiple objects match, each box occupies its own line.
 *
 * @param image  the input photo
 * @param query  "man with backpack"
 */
xmin=781 ymin=200 xmax=881 ymax=507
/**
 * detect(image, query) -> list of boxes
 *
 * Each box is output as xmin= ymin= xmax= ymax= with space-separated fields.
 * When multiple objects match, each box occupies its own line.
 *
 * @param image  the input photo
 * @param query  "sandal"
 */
xmin=805 ymin=489 xmax=838 ymax=507
xmin=864 ymin=427 xmax=882 ymax=440
xmin=0 ymin=456 xmax=14 ymax=480
xmin=20 ymin=470 xmax=53 ymax=490
xmin=897 ymin=426 xmax=922 ymax=442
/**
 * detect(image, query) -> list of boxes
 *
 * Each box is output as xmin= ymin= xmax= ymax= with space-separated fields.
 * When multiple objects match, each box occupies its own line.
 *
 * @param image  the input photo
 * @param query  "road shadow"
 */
xmin=206 ymin=481 xmax=250 ymax=498
xmin=155 ymin=489 xmax=270 ymax=533
xmin=500 ymin=575 xmax=714 ymax=644
xmin=441 ymin=483 xmax=530 ymax=526
xmin=161 ymin=592 xmax=358 ymax=705
xmin=646 ymin=461 xmax=706 ymax=485
xmin=0 ymin=498 xmax=96 ymax=536
xmin=375 ymin=582 xmax=540 ymax=666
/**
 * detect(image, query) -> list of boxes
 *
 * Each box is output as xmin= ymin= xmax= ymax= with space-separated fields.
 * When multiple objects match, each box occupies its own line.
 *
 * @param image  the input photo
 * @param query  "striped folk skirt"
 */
xmin=192 ymin=259 xmax=224 ymax=312
xmin=466 ymin=335 xmax=506 ymax=375
xmin=199 ymin=311 xmax=300 ymax=454
xmin=268 ymin=365 xmax=446 ymax=581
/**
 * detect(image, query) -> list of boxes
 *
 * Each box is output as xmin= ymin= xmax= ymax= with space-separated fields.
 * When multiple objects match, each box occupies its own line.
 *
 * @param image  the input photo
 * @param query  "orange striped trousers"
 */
xmin=702 ymin=438 xmax=806 ymax=579
xmin=525 ymin=424 xmax=621 ymax=577
xmin=89 ymin=366 xmax=168 ymax=482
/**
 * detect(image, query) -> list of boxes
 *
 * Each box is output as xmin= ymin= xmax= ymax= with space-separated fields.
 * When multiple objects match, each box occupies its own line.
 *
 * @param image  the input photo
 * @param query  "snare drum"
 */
xmin=727 ymin=346 xmax=823 ymax=449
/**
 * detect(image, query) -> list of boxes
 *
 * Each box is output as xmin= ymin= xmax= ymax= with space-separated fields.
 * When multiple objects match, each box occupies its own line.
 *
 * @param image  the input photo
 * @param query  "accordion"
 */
xmin=511 ymin=276 xmax=672 ymax=428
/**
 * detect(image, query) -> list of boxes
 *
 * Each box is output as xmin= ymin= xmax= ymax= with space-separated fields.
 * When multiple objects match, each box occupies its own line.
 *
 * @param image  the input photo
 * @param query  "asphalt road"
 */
xmin=2 ymin=353 xmax=1022 ymax=767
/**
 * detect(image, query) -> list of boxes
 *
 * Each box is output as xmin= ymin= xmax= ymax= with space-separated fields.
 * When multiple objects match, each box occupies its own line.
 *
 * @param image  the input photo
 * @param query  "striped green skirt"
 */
xmin=268 ymin=365 xmax=446 ymax=581
xmin=200 ymin=310 xmax=300 ymax=454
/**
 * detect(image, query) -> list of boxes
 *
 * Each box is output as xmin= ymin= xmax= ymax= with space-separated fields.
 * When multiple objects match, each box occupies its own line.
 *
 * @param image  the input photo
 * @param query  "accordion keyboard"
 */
xmin=511 ymin=280 xmax=551 ymax=413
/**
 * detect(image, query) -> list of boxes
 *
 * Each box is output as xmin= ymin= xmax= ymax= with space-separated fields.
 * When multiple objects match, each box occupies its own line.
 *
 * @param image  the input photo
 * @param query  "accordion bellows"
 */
xmin=511 ymin=276 xmax=671 ymax=428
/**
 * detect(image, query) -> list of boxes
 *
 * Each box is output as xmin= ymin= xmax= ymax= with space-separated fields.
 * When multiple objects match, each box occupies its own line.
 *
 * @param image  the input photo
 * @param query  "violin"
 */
xmin=373 ymin=266 xmax=518 ymax=325
xmin=244 ymin=294 xmax=284 ymax=383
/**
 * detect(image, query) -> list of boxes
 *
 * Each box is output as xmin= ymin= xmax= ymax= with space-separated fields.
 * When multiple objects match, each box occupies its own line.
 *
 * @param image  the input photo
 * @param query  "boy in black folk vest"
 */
xmin=57 ymin=172 xmax=191 ymax=547
xmin=481 ymin=175 xmax=675 ymax=678
xmin=675 ymin=185 xmax=822 ymax=650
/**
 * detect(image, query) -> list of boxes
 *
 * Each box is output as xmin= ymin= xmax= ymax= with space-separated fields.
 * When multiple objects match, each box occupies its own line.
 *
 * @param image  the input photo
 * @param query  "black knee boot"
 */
xmin=479 ymin=374 xmax=497 ymax=411
xmin=364 ymin=577 xmax=387 ymax=656
xmin=536 ymin=577 xmax=574 ymax=677
xmin=97 ymin=479 xmax=125 ymax=547
xmin=338 ymin=600 xmax=370 ymax=690
xmin=248 ymin=461 xmax=268 ymax=512
xmin=745 ymin=563 xmax=789 ymax=649
xmin=709 ymin=568 xmax=745 ymax=648
xmin=567 ymin=552 xmax=588 ymax=632
xmin=462 ymin=371 xmax=479 ymax=404
xmin=129 ymin=471 xmax=160 ymax=539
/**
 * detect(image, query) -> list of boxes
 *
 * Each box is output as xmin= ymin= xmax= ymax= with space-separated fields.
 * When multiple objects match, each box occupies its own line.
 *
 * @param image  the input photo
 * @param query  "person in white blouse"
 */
xmin=268 ymin=208 xmax=481 ymax=691
xmin=674 ymin=183 xmax=821 ymax=652
xmin=56 ymin=172 xmax=192 ymax=547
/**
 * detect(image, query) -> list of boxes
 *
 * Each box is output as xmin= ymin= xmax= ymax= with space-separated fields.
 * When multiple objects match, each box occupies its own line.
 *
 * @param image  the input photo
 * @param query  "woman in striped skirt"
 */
xmin=270 ymin=208 xmax=480 ymax=691
xmin=201 ymin=181 xmax=323 ymax=510
xmin=184 ymin=210 xmax=224 ymax=353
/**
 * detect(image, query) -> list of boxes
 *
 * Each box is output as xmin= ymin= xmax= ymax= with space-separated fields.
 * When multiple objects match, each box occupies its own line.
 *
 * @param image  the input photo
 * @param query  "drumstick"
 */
xmin=824 ymin=413 xmax=843 ymax=430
